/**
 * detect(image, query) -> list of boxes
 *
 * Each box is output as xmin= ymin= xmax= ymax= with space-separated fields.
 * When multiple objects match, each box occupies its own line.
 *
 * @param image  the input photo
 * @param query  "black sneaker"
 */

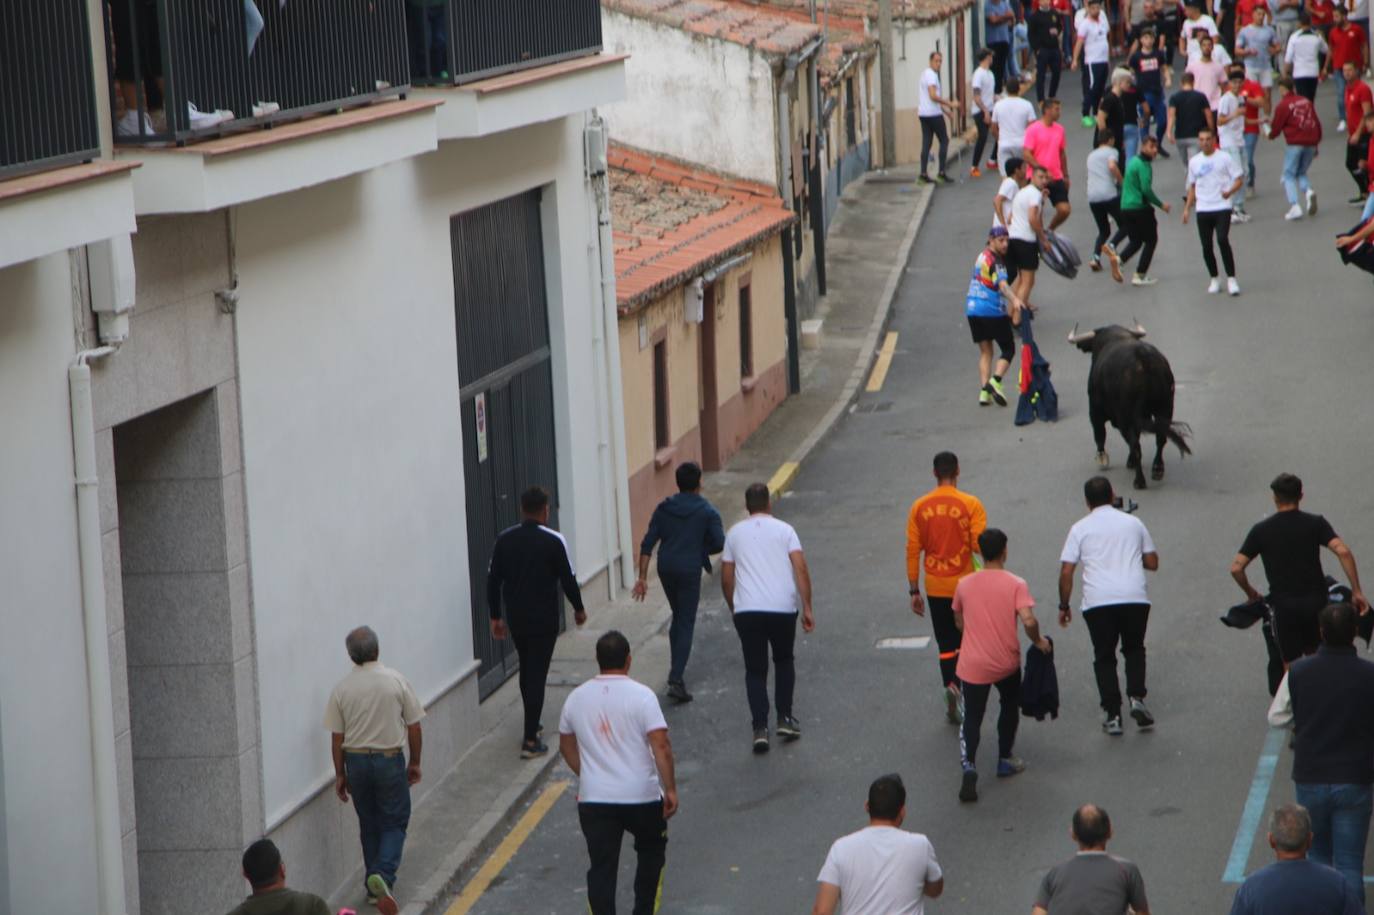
xmin=935 ymin=173 xmax=953 ymax=184
xmin=1157 ymin=147 xmax=1171 ymax=159
xmin=520 ymin=738 xmax=549 ymax=759
xmin=959 ymin=768 xmax=979 ymax=802
xmin=917 ymin=175 xmax=934 ymax=185
xmin=1102 ymin=714 xmax=1124 ymax=737
xmin=753 ymin=727 xmax=770 ymax=754
xmin=776 ymin=716 xmax=802 ymax=741
xmin=1129 ymin=697 xmax=1155 ymax=730
xmin=666 ymin=681 xmax=693 ymax=703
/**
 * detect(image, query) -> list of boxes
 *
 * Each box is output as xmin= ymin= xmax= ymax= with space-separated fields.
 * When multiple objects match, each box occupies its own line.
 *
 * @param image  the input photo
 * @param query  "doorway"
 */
xmin=697 ymin=283 xmax=720 ymax=471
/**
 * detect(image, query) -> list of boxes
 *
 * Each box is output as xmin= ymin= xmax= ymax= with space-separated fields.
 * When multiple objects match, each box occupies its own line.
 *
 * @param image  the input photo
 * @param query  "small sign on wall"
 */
xmin=475 ymin=392 xmax=489 ymax=463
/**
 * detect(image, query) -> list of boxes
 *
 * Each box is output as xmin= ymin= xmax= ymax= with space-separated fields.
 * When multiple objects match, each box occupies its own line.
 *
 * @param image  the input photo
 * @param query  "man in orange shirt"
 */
xmin=906 ymin=451 xmax=989 ymax=724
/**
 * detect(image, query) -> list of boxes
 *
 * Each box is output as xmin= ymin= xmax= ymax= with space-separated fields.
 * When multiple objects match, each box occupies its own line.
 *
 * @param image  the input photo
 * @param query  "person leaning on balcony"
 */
xmin=323 ymin=626 xmax=424 ymax=915
xmin=107 ymin=0 xmax=165 ymax=137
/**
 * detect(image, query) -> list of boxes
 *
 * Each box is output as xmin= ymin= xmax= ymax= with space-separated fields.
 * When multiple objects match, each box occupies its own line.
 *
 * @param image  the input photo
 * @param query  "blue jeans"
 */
xmin=345 ymin=752 xmax=412 ymax=893
xmin=1227 ymin=146 xmax=1246 ymax=209
xmin=1294 ymin=782 xmax=1372 ymax=904
xmin=660 ymin=568 xmax=702 ymax=683
xmin=1362 ymin=192 xmax=1374 ymax=223
xmin=1244 ymin=132 xmax=1259 ymax=186
xmin=1334 ymin=70 xmax=1348 ymax=125
xmin=1282 ymin=145 xmax=1317 ymax=206
xmin=1124 ymin=124 xmax=1140 ymax=165
xmin=1140 ymin=89 xmax=1167 ymax=143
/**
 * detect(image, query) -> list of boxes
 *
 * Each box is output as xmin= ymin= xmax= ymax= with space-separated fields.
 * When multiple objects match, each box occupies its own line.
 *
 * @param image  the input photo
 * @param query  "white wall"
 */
xmin=235 ymin=114 xmax=615 ymax=822
xmin=893 ymin=20 xmax=960 ymax=110
xmin=0 ymin=253 xmax=102 ymax=914
xmin=602 ymin=12 xmax=780 ymax=186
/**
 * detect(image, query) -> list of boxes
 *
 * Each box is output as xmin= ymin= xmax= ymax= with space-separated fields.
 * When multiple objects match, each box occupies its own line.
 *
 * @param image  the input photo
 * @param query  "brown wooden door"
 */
xmin=698 ymin=284 xmax=720 ymax=470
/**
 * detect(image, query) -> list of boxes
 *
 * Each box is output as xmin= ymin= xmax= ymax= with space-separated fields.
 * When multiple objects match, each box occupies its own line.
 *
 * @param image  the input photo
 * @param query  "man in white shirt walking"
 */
xmin=560 ymin=630 xmax=678 ymax=915
xmin=1183 ymin=127 xmax=1245 ymax=294
xmin=971 ymin=48 xmax=999 ymax=177
xmin=1285 ymin=13 xmax=1329 ymax=100
xmin=812 ymin=774 xmax=944 ymax=915
xmin=1058 ymin=477 xmax=1161 ymax=736
xmin=722 ymin=482 xmax=816 ymax=753
xmin=993 ymin=75 xmax=1038 ymax=172
xmin=1073 ymin=0 xmax=1114 ymax=126
xmin=918 ymin=51 xmax=961 ymax=184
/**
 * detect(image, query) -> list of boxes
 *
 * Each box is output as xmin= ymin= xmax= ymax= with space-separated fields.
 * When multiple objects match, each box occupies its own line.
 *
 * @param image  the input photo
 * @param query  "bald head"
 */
xmin=346 ymin=626 xmax=380 ymax=665
xmin=1072 ymin=804 xmax=1112 ymax=849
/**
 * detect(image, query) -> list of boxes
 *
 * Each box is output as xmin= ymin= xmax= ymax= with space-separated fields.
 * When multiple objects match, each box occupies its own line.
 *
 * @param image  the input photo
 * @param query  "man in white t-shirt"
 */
xmin=1180 ymin=2 xmax=1220 ymax=61
xmin=1284 ymin=13 xmax=1329 ymax=101
xmin=1216 ymin=68 xmax=1250 ymax=221
xmin=559 ymin=630 xmax=678 ymax=915
xmin=722 ymin=482 xmax=815 ymax=753
xmin=813 ymin=774 xmax=944 ymax=915
xmin=1183 ymin=127 xmax=1244 ymax=294
xmin=1058 ymin=476 xmax=1160 ymax=737
xmin=918 ymin=50 xmax=961 ymax=184
xmin=992 ymin=75 xmax=1039 ymax=171
xmin=1007 ymin=165 xmax=1051 ymax=308
xmin=971 ymin=48 xmax=999 ymax=177
xmin=1073 ymin=0 xmax=1113 ymax=125
xmin=994 ymin=156 xmax=1030 ymax=231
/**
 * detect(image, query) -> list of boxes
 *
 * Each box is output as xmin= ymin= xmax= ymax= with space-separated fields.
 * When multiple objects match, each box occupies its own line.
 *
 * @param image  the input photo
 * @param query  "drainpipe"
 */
xmin=586 ymin=113 xmax=636 ymax=593
xmin=777 ymin=61 xmax=803 ymax=395
xmin=808 ymin=57 xmax=827 ymax=295
xmin=71 ymin=345 xmax=127 ymax=915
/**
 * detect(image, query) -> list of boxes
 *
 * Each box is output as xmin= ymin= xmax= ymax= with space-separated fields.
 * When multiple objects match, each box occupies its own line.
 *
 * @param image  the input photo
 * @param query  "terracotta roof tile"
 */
xmin=745 ymin=0 xmax=976 ymax=21
xmin=610 ymin=144 xmax=796 ymax=313
xmin=604 ymin=0 xmax=823 ymax=55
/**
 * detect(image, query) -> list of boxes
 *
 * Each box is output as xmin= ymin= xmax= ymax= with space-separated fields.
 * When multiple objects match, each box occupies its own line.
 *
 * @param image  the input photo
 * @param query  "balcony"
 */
xmin=406 ymin=0 xmax=604 ymax=86
xmin=107 ymin=0 xmax=410 ymax=145
xmin=2 ymin=0 xmax=102 ymax=180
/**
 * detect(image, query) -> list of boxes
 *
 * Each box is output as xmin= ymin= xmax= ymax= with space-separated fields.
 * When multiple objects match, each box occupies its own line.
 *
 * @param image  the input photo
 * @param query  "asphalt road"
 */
xmin=463 ymin=74 xmax=1374 ymax=915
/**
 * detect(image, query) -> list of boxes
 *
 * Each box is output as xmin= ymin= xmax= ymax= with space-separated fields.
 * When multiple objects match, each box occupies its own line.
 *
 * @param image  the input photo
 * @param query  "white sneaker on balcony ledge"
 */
xmin=115 ymin=109 xmax=156 ymax=138
xmin=251 ymin=101 xmax=281 ymax=118
xmin=188 ymin=102 xmax=235 ymax=129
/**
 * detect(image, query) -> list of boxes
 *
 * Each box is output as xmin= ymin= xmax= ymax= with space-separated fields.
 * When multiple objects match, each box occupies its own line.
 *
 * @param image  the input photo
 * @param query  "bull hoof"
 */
xmin=1151 ymin=465 xmax=1165 ymax=481
xmin=1133 ymin=477 xmax=1148 ymax=490
xmin=1096 ymin=452 xmax=1110 ymax=468
xmin=1126 ymin=456 xmax=1140 ymax=470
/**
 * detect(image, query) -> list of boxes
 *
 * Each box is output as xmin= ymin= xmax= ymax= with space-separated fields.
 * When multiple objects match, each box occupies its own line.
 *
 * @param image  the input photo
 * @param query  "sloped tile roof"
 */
xmin=746 ymin=0 xmax=976 ymax=24
xmin=603 ymin=0 xmax=823 ymax=55
xmin=610 ymin=145 xmax=796 ymax=313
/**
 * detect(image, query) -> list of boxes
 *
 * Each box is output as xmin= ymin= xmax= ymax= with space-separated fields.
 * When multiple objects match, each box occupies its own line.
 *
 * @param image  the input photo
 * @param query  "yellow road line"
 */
xmin=443 ymin=780 xmax=570 ymax=915
xmin=767 ymin=461 xmax=800 ymax=499
xmin=865 ymin=331 xmax=899 ymax=392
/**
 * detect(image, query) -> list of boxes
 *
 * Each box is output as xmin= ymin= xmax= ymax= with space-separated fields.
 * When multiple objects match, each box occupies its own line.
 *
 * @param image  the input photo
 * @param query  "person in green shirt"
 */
xmin=1107 ymin=134 xmax=1173 ymax=286
xmin=227 ymin=840 xmax=333 ymax=915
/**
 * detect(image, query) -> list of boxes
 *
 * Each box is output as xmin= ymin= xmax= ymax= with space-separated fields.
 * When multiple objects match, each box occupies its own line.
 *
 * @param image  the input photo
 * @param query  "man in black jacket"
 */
xmin=1287 ymin=602 xmax=1374 ymax=904
xmin=632 ymin=462 xmax=725 ymax=703
xmin=487 ymin=486 xmax=586 ymax=758
xmin=1029 ymin=0 xmax=1065 ymax=103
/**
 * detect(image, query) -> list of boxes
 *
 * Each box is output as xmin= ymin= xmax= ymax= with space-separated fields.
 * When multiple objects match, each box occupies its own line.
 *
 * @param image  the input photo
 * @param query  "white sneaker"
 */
xmin=1207 ymin=278 xmax=1222 ymax=294
xmin=1338 ymin=120 xmax=1347 ymax=133
xmin=251 ymin=100 xmax=281 ymax=118
xmin=1230 ymin=209 xmax=1251 ymax=224
xmin=1285 ymin=204 xmax=1304 ymax=220
xmin=1307 ymin=189 xmax=1318 ymax=215
xmin=115 ymin=109 xmax=155 ymax=137
xmin=1227 ymin=277 xmax=1240 ymax=296
xmin=187 ymin=101 xmax=235 ymax=129
xmin=1131 ymin=273 xmax=1158 ymax=286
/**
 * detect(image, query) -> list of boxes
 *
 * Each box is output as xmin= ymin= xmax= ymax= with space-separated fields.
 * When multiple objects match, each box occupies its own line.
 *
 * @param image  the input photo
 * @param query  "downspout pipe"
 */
xmin=808 ymin=54 xmax=827 ymax=295
xmin=70 ymin=344 xmax=127 ymax=915
xmin=777 ymin=62 xmax=803 ymax=395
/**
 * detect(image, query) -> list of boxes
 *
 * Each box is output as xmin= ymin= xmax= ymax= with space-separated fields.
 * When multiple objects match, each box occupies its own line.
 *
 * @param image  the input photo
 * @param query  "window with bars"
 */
xmin=739 ymin=280 xmax=754 ymax=380
xmin=653 ymin=340 xmax=669 ymax=449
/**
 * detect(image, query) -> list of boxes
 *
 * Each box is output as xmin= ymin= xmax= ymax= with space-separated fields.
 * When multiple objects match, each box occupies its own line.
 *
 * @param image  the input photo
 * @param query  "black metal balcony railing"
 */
xmin=1 ymin=0 xmax=101 ymax=180
xmin=407 ymin=0 xmax=604 ymax=86
xmin=108 ymin=0 xmax=409 ymax=145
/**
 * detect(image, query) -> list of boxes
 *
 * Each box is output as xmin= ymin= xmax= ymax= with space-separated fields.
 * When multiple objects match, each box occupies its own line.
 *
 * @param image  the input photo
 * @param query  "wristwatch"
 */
xmin=909 ymin=587 xmax=920 ymax=596
xmin=1059 ymin=602 xmax=1072 ymax=611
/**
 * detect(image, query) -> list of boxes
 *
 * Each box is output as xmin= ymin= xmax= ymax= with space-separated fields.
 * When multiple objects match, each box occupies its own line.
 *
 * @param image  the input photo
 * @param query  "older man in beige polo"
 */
xmin=324 ymin=626 xmax=424 ymax=914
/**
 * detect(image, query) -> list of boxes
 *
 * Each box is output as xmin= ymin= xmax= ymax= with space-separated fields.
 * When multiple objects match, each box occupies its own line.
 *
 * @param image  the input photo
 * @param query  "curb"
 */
xmin=772 ymin=181 xmax=934 ymax=497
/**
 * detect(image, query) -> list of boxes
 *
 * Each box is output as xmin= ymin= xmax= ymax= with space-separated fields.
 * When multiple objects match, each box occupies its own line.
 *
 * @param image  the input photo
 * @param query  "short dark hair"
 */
xmin=933 ymin=451 xmax=959 ymax=479
xmin=1228 ymin=67 xmax=1245 ymax=80
xmin=745 ymin=482 xmax=771 ymax=513
xmin=1278 ymin=74 xmax=1295 ymax=91
xmin=978 ymin=528 xmax=1008 ymax=561
xmin=930 ymin=50 xmax=941 ymax=61
xmin=1043 ymin=97 xmax=1061 ymax=109
xmin=1084 ymin=476 xmax=1114 ymax=508
xmin=521 ymin=486 xmax=550 ymax=515
xmin=1006 ymin=74 xmax=1022 ymax=94
xmin=1072 ymin=805 xmax=1112 ymax=847
xmin=242 ymin=839 xmax=282 ymax=890
xmin=979 ymin=47 xmax=994 ymax=62
xmin=1140 ymin=133 xmax=1159 ymax=146
xmin=1321 ymin=602 xmax=1357 ymax=648
xmin=676 ymin=462 xmax=703 ymax=492
xmin=1298 ymin=10 xmax=1311 ymax=25
xmin=867 ymin=773 xmax=907 ymax=820
xmin=596 ymin=630 xmax=632 ymax=669
xmin=1005 ymin=156 xmax=1025 ymax=177
xmin=1271 ymin=473 xmax=1303 ymax=503
xmin=1181 ymin=71 xmax=1196 ymax=85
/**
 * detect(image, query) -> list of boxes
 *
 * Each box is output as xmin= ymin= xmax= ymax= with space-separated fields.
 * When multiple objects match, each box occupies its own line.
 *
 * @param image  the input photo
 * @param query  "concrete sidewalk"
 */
xmin=326 ymin=165 xmax=935 ymax=915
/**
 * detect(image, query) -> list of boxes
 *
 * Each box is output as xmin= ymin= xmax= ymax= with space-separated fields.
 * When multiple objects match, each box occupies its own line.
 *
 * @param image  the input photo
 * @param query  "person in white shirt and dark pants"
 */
xmin=1058 ymin=477 xmax=1161 ymax=736
xmin=560 ymin=630 xmax=678 ymax=915
xmin=722 ymin=483 xmax=816 ymax=753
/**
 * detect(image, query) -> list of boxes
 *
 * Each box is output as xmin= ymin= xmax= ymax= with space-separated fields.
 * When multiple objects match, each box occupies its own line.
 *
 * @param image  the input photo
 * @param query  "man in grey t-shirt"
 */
xmin=1033 ymin=805 xmax=1151 ymax=915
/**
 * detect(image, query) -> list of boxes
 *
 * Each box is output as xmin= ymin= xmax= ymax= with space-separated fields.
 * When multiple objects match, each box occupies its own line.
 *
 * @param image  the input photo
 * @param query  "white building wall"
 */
xmin=601 ymin=12 xmax=780 ymax=186
xmin=234 ymin=113 xmax=615 ymax=822
xmin=0 ymin=253 xmax=102 ymax=915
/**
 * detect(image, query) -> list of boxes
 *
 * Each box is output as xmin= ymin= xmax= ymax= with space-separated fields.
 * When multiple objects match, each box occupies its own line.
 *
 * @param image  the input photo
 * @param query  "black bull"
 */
xmin=1068 ymin=324 xmax=1192 ymax=490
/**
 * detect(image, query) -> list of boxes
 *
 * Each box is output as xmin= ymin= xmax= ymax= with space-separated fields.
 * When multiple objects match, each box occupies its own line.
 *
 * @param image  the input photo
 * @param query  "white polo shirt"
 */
xmin=1076 ymin=11 xmax=1112 ymax=64
xmin=1060 ymin=506 xmax=1157 ymax=610
xmin=559 ymin=674 xmax=667 ymax=804
xmin=918 ymin=68 xmax=943 ymax=117
xmin=1285 ymin=29 xmax=1328 ymax=79
xmin=817 ymin=826 xmax=943 ymax=915
xmin=722 ymin=514 xmax=803 ymax=613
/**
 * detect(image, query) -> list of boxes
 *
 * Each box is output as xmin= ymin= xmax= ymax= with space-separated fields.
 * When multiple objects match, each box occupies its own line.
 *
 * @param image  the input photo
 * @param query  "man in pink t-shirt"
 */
xmin=1022 ymin=98 xmax=1073 ymax=229
xmin=951 ymin=528 xmax=1052 ymax=803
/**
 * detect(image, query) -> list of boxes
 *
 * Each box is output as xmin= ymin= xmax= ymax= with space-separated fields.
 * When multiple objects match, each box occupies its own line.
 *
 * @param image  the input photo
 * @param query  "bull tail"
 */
xmin=1165 ymin=421 xmax=1193 ymax=457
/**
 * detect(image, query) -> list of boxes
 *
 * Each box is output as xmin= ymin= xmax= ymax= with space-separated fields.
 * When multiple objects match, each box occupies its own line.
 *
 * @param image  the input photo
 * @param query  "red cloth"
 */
xmin=1348 ymin=80 xmax=1373 ymax=138
xmin=1240 ymin=79 xmax=1266 ymax=134
xmin=1270 ymin=92 xmax=1323 ymax=146
xmin=1309 ymin=0 xmax=1335 ymax=28
xmin=1237 ymin=0 xmax=1267 ymax=26
xmin=1367 ymin=134 xmax=1374 ymax=192
xmin=1331 ymin=24 xmax=1368 ymax=71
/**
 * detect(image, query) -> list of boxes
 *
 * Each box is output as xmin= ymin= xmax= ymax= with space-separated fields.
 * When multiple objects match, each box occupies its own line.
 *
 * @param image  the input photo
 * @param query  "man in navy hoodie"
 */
xmin=632 ymin=462 xmax=725 ymax=703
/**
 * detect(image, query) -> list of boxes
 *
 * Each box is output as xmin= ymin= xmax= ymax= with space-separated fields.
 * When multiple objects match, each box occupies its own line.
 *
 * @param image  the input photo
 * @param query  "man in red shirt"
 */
xmin=1269 ymin=75 xmax=1323 ymax=219
xmin=1328 ymin=6 xmax=1369 ymax=128
xmin=1344 ymin=62 xmax=1374 ymax=203
xmin=1309 ymin=0 xmax=1335 ymax=36
xmin=1239 ymin=73 xmax=1270 ymax=188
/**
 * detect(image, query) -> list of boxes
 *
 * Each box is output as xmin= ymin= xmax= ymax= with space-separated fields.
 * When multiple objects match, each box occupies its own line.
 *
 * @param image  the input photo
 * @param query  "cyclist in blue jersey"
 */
xmin=967 ymin=226 xmax=1028 ymax=407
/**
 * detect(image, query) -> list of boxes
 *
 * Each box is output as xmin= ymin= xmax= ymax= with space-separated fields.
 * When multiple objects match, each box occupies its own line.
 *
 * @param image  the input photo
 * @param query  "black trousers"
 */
xmin=928 ymin=596 xmax=962 ymax=688
xmin=578 ymin=801 xmax=668 ymax=915
xmin=920 ymin=115 xmax=950 ymax=177
xmin=973 ymin=111 xmax=996 ymax=167
xmin=989 ymin=40 xmax=1011 ymax=93
xmin=960 ymin=671 xmax=1021 ymax=768
xmin=659 ymin=569 xmax=701 ymax=684
xmin=1270 ymin=591 xmax=1328 ymax=663
xmin=1118 ymin=207 xmax=1158 ymax=274
xmin=511 ymin=630 xmax=558 ymax=742
xmin=1082 ymin=61 xmax=1109 ymax=117
xmin=1035 ymin=47 xmax=1062 ymax=103
xmin=1083 ymin=603 xmax=1150 ymax=716
xmin=1196 ymin=209 xmax=1235 ymax=278
xmin=1348 ymin=143 xmax=1368 ymax=197
xmin=733 ymin=611 xmax=797 ymax=729
xmin=1089 ymin=197 xmax=1130 ymax=258
xmin=1295 ymin=76 xmax=1318 ymax=102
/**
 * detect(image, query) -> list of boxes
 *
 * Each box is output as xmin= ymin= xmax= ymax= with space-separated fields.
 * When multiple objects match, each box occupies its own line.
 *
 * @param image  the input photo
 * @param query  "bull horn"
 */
xmin=1067 ymin=323 xmax=1096 ymax=344
xmin=1130 ymin=317 xmax=1147 ymax=338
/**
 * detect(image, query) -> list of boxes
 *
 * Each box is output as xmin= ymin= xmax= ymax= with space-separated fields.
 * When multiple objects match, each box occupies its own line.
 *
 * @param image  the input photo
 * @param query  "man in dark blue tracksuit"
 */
xmin=632 ymin=462 xmax=725 ymax=703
